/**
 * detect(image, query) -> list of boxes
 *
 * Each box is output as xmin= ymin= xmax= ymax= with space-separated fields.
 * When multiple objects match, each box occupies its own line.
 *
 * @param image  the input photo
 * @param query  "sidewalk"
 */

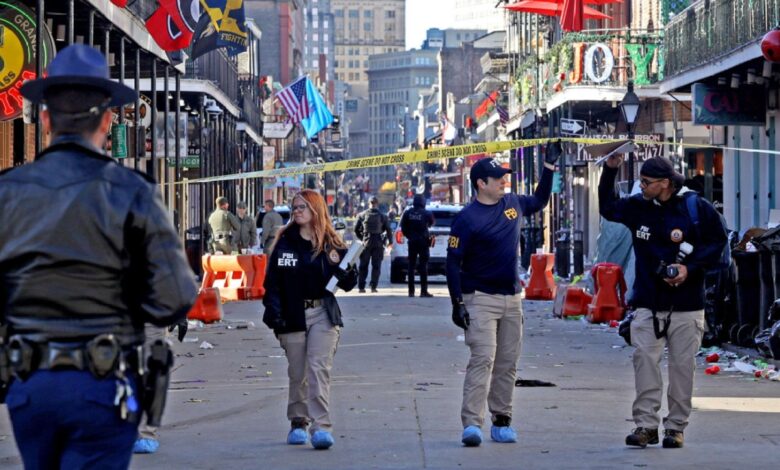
xmin=0 ymin=280 xmax=778 ymax=468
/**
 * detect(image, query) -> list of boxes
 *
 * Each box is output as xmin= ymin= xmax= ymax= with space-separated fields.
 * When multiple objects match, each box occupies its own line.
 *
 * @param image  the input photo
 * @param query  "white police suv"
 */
xmin=390 ymin=203 xmax=462 ymax=283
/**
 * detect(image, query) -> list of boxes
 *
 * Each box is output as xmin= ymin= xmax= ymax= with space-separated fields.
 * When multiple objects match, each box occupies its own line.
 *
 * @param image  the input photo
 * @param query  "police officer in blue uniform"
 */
xmin=0 ymin=45 xmax=197 ymax=468
xmin=600 ymin=155 xmax=726 ymax=449
xmin=446 ymin=145 xmax=559 ymax=447
xmin=400 ymin=194 xmax=435 ymax=297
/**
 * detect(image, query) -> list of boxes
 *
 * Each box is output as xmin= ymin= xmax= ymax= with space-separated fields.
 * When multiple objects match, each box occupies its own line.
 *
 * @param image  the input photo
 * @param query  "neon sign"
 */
xmin=0 ymin=0 xmax=55 ymax=121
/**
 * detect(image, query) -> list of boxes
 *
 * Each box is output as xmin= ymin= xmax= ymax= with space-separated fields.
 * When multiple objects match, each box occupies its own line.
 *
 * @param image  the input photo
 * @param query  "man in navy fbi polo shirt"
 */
xmin=446 ymin=143 xmax=560 ymax=446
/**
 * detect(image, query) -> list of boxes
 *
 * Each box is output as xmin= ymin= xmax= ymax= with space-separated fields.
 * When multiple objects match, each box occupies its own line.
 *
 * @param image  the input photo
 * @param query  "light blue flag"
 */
xmin=301 ymin=78 xmax=334 ymax=139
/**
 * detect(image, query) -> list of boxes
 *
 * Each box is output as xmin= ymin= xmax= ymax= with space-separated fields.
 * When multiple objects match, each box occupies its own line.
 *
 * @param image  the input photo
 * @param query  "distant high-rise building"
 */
xmin=332 ymin=0 xmax=406 ymax=97
xmin=366 ymin=49 xmax=438 ymax=188
xmin=422 ymin=28 xmax=488 ymax=50
xmin=303 ymin=0 xmax=335 ymax=84
xmin=454 ymin=0 xmax=506 ymax=32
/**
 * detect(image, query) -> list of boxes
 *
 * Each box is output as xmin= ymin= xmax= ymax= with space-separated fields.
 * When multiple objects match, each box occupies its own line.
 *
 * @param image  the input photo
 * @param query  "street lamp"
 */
xmin=620 ymin=81 xmax=640 ymax=190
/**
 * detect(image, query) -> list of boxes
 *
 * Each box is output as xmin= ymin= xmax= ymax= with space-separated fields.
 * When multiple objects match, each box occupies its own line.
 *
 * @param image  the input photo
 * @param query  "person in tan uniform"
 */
xmin=235 ymin=201 xmax=257 ymax=252
xmin=261 ymin=199 xmax=284 ymax=254
xmin=208 ymin=197 xmax=240 ymax=254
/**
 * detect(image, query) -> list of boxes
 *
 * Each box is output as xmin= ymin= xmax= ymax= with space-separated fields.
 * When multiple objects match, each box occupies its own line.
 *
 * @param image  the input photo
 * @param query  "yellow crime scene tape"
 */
xmin=178 ymin=137 xmax=614 ymax=186
xmin=170 ymin=136 xmax=780 ymax=187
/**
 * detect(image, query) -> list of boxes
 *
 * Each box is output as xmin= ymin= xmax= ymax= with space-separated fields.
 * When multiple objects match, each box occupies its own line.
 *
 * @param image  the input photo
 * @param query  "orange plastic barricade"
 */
xmin=187 ymin=287 xmax=224 ymax=323
xmin=586 ymin=262 xmax=628 ymax=323
xmin=562 ymin=286 xmax=593 ymax=317
xmin=525 ymin=253 xmax=556 ymax=300
xmin=200 ymin=254 xmax=267 ymax=301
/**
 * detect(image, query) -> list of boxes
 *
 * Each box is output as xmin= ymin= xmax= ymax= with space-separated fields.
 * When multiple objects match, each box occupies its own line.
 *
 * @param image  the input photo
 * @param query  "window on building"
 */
xmin=335 ymin=9 xmax=343 ymax=17
xmin=313 ymin=33 xmax=318 ymax=41
xmin=385 ymin=11 xmax=395 ymax=18
xmin=313 ymin=46 xmax=318 ymax=54
xmin=324 ymin=47 xmax=328 ymax=54
xmin=312 ymin=8 xmax=318 ymax=16
xmin=323 ymin=20 xmax=329 ymax=28
xmin=323 ymin=33 xmax=328 ymax=41
xmin=349 ymin=9 xmax=359 ymax=18
xmin=364 ymin=22 xmax=372 ymax=31
xmin=364 ymin=10 xmax=373 ymax=18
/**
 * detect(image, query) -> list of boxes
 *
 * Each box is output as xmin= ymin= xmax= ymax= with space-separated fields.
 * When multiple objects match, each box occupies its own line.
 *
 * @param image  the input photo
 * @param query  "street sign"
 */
xmin=263 ymin=122 xmax=294 ymax=139
xmin=560 ymin=118 xmax=586 ymax=136
xmin=111 ymin=124 xmax=128 ymax=159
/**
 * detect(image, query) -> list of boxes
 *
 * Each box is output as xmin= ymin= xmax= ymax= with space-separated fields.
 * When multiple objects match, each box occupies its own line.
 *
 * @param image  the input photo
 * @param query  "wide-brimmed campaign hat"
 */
xmin=21 ymin=44 xmax=137 ymax=106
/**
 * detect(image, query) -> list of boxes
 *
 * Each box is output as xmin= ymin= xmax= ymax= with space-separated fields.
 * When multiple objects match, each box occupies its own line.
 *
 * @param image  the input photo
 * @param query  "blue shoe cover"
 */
xmin=287 ymin=428 xmax=308 ymax=445
xmin=132 ymin=438 xmax=160 ymax=454
xmin=311 ymin=430 xmax=334 ymax=450
xmin=490 ymin=425 xmax=517 ymax=443
xmin=461 ymin=426 xmax=482 ymax=446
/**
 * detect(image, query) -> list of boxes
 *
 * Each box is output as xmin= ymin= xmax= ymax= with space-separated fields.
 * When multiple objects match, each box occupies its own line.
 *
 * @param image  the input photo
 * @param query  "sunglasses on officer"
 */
xmin=640 ymin=177 xmax=665 ymax=187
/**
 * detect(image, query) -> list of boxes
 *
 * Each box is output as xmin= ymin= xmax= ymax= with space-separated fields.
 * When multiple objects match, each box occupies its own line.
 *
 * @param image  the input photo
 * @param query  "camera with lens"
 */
xmin=655 ymin=261 xmax=679 ymax=279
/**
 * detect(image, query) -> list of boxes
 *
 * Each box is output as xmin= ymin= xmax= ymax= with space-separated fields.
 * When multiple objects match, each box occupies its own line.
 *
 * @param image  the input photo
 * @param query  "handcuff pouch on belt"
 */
xmin=5 ymin=333 xmax=122 ymax=380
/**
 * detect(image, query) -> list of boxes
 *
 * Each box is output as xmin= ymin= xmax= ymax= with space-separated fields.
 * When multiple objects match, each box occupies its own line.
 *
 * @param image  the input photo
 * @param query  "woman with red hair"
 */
xmin=262 ymin=189 xmax=358 ymax=449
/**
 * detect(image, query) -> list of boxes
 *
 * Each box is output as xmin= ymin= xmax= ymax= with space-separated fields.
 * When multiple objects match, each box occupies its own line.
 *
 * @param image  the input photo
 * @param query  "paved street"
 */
xmin=1 ymin=266 xmax=778 ymax=469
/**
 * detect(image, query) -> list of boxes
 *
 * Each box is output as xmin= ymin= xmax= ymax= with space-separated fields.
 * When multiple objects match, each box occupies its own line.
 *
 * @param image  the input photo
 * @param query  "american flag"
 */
xmin=485 ymin=91 xmax=508 ymax=125
xmin=278 ymin=77 xmax=310 ymax=124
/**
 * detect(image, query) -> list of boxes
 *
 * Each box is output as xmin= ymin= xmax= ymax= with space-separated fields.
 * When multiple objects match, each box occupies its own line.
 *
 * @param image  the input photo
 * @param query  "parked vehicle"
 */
xmin=390 ymin=203 xmax=462 ymax=283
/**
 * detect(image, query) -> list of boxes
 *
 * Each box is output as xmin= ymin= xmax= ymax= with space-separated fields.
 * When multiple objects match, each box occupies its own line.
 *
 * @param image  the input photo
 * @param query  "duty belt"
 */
xmin=6 ymin=334 xmax=136 ymax=380
xmin=303 ymin=299 xmax=323 ymax=309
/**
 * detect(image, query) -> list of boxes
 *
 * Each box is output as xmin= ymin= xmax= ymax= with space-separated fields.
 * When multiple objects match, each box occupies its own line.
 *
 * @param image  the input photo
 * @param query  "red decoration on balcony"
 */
xmin=761 ymin=29 xmax=780 ymax=63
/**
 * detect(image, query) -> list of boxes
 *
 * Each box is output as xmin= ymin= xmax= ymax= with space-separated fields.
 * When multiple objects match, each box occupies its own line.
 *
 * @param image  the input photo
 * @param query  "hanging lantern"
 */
xmin=761 ymin=28 xmax=780 ymax=63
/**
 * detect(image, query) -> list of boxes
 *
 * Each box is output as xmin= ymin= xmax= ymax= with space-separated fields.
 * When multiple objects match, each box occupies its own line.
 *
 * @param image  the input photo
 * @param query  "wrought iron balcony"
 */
xmin=665 ymin=0 xmax=780 ymax=79
xmin=185 ymin=49 xmax=240 ymax=103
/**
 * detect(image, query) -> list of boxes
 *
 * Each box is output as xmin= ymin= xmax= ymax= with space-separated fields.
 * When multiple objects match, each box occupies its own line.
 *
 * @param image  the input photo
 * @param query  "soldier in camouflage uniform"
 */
xmin=208 ymin=197 xmax=240 ymax=254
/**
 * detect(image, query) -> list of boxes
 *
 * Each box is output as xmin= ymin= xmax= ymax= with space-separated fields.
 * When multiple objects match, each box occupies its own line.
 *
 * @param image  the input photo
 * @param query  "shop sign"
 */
xmin=111 ymin=123 xmax=128 ymax=158
xmin=692 ymin=83 xmax=766 ymax=126
xmin=263 ymin=122 xmax=293 ymax=139
xmin=262 ymin=145 xmax=275 ymax=169
xmin=166 ymin=155 xmax=200 ymax=168
xmin=0 ymin=0 xmax=56 ymax=121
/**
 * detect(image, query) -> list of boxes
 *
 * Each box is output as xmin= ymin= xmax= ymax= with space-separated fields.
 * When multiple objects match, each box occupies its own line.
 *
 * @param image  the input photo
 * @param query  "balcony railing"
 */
xmin=511 ymin=29 xmax=663 ymax=113
xmin=665 ymin=0 xmax=780 ymax=78
xmin=185 ymin=49 xmax=239 ymax=103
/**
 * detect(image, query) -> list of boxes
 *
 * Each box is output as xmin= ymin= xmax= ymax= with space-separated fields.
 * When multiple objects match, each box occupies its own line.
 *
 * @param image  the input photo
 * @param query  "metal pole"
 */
xmin=118 ymin=38 xmax=125 ymax=127
xmin=67 ymin=0 xmax=74 ymax=45
xmin=175 ymin=73 xmax=181 ymax=183
xmin=35 ymin=0 xmax=43 ymax=154
xmin=88 ymin=11 xmax=94 ymax=47
xmin=628 ymin=125 xmax=635 ymax=191
xmin=134 ymin=48 xmax=140 ymax=170
xmin=164 ymin=66 xmax=170 ymax=204
xmin=151 ymin=59 xmax=158 ymax=181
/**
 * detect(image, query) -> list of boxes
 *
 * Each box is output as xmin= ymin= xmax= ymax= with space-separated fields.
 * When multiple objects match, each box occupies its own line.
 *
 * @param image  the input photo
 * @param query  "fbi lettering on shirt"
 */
xmin=636 ymin=226 xmax=651 ymax=241
xmin=448 ymin=236 xmax=459 ymax=248
xmin=504 ymin=208 xmax=518 ymax=220
xmin=278 ymin=252 xmax=298 ymax=267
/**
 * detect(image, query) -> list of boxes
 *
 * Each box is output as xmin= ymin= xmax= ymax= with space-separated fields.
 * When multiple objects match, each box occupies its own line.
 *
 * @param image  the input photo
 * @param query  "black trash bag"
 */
xmin=754 ymin=320 xmax=780 ymax=359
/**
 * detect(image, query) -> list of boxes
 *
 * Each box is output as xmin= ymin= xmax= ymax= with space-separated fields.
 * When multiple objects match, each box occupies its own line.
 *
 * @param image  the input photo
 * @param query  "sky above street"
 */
xmin=406 ymin=0 xmax=457 ymax=50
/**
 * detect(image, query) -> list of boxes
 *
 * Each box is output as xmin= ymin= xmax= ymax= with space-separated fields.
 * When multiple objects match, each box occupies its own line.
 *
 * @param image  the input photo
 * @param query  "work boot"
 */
xmin=287 ymin=418 xmax=308 ymax=445
xmin=311 ymin=430 xmax=334 ymax=450
xmin=461 ymin=425 xmax=482 ymax=447
xmin=359 ymin=288 xmax=366 ymax=293
xmin=371 ymin=287 xmax=378 ymax=293
xmin=490 ymin=415 xmax=517 ymax=443
xmin=625 ymin=427 xmax=659 ymax=448
xmin=408 ymin=291 xmax=415 ymax=297
xmin=662 ymin=429 xmax=684 ymax=448
xmin=419 ymin=292 xmax=433 ymax=298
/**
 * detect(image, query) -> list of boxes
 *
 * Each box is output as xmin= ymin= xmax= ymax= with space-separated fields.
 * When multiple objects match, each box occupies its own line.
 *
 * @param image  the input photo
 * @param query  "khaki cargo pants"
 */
xmin=278 ymin=306 xmax=340 ymax=433
xmin=630 ymin=308 xmax=706 ymax=431
xmin=461 ymin=290 xmax=524 ymax=427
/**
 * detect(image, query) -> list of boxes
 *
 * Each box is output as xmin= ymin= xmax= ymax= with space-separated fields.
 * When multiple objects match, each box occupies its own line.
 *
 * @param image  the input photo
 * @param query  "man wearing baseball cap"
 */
xmin=0 ymin=44 xmax=197 ymax=467
xmin=446 ymin=142 xmax=560 ymax=446
xmin=600 ymin=154 xmax=726 ymax=449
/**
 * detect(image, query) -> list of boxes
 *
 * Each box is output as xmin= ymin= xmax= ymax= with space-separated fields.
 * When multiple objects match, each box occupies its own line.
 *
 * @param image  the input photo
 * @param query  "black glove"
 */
xmin=451 ymin=300 xmax=470 ymax=330
xmin=168 ymin=320 xmax=188 ymax=342
xmin=334 ymin=265 xmax=358 ymax=291
xmin=262 ymin=311 xmax=286 ymax=331
xmin=545 ymin=140 xmax=562 ymax=165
